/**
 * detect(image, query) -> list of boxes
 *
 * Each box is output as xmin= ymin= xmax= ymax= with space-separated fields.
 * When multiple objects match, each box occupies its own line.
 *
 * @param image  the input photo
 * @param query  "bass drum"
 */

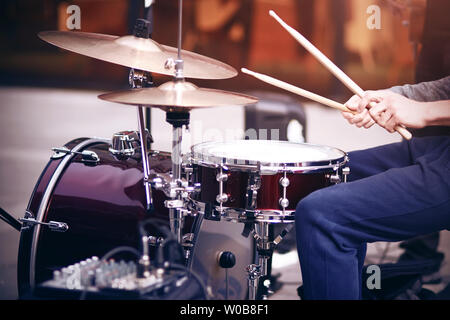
xmin=17 ymin=137 xmax=254 ymax=300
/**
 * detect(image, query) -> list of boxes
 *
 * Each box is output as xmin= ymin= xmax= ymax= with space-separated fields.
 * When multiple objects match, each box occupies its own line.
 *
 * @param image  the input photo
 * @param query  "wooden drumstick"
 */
xmin=241 ymin=68 xmax=354 ymax=113
xmin=269 ymin=10 xmax=412 ymax=140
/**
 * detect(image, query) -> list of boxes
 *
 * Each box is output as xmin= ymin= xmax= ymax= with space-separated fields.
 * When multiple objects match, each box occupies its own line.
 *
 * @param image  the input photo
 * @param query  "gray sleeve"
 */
xmin=389 ymin=76 xmax=450 ymax=102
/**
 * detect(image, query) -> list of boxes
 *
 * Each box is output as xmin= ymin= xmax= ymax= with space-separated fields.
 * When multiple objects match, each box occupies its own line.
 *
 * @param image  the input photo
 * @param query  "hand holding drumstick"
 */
xmin=343 ymin=90 xmax=446 ymax=132
xmin=241 ymin=68 xmax=430 ymax=135
xmin=267 ymin=10 xmax=412 ymax=140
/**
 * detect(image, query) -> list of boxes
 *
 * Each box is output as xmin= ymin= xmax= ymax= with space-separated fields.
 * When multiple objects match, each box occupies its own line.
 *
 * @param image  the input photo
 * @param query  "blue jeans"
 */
xmin=295 ymin=136 xmax=450 ymax=299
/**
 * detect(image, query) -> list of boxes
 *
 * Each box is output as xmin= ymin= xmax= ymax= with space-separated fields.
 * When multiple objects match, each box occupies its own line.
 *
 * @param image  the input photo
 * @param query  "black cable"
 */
xmin=0 ymin=207 xmax=21 ymax=231
xmin=169 ymin=263 xmax=209 ymax=300
xmin=138 ymin=219 xmax=208 ymax=298
xmin=138 ymin=218 xmax=184 ymax=266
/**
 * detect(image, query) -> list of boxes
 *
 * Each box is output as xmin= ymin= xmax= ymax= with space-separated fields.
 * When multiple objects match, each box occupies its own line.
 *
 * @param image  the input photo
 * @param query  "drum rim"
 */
xmin=189 ymin=140 xmax=348 ymax=173
xmin=28 ymin=138 xmax=109 ymax=289
xmin=189 ymin=199 xmax=295 ymax=224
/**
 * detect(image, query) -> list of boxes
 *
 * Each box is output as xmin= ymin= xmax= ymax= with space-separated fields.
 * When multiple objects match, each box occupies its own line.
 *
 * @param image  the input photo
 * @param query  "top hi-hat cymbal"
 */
xmin=38 ymin=31 xmax=238 ymax=80
xmin=98 ymin=81 xmax=258 ymax=113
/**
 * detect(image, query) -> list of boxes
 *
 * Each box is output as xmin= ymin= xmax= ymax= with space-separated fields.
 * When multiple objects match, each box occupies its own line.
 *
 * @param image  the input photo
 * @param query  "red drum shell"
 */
xmin=190 ymin=140 xmax=347 ymax=214
xmin=193 ymin=166 xmax=331 ymax=211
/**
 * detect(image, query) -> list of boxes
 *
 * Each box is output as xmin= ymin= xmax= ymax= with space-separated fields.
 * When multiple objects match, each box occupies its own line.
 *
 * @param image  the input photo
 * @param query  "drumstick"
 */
xmin=241 ymin=68 xmax=354 ymax=113
xmin=269 ymin=10 xmax=412 ymax=140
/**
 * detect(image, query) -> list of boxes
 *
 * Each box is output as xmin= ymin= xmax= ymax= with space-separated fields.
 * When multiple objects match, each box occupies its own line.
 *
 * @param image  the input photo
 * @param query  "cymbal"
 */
xmin=98 ymin=81 xmax=258 ymax=112
xmin=38 ymin=31 xmax=238 ymax=80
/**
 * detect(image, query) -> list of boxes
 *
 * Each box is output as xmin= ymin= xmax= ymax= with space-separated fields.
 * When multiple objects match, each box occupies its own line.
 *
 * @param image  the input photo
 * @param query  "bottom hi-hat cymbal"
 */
xmin=98 ymin=81 xmax=258 ymax=112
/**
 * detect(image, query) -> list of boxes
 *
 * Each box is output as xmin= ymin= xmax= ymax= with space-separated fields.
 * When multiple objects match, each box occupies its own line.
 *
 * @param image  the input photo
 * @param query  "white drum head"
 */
xmin=191 ymin=140 xmax=347 ymax=173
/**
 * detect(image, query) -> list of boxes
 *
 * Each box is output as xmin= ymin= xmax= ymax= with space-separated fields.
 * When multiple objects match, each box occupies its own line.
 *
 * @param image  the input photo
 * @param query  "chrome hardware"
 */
xmin=20 ymin=211 xmax=68 ymax=232
xmin=216 ymin=173 xmax=228 ymax=183
xmin=182 ymin=233 xmax=195 ymax=248
xmin=279 ymin=198 xmax=289 ymax=209
xmin=109 ymin=131 xmax=140 ymax=157
xmin=216 ymin=193 xmax=229 ymax=204
xmin=246 ymin=264 xmax=262 ymax=300
xmin=129 ymin=68 xmax=154 ymax=212
xmin=129 ymin=69 xmax=152 ymax=88
xmin=138 ymin=236 xmax=151 ymax=278
xmin=51 ymin=147 xmax=99 ymax=165
xmin=342 ymin=167 xmax=350 ymax=183
xmin=329 ymin=173 xmax=341 ymax=184
xmin=164 ymin=199 xmax=185 ymax=209
xmin=184 ymin=183 xmax=201 ymax=194
xmin=175 ymin=59 xmax=184 ymax=79
xmin=279 ymin=177 xmax=290 ymax=188
xmin=216 ymin=166 xmax=229 ymax=211
xmin=279 ymin=172 xmax=290 ymax=212
xmin=164 ymin=58 xmax=176 ymax=70
xmin=246 ymin=264 xmax=261 ymax=279
xmin=152 ymin=176 xmax=165 ymax=190
xmin=245 ymin=174 xmax=261 ymax=211
xmin=183 ymin=162 xmax=194 ymax=183
xmin=147 ymin=236 xmax=164 ymax=246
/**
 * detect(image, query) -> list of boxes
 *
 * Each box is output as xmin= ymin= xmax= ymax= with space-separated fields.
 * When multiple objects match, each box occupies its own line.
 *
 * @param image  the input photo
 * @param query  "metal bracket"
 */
xmin=51 ymin=147 xmax=99 ymax=165
xmin=164 ymin=199 xmax=185 ymax=209
xmin=20 ymin=211 xmax=68 ymax=232
xmin=245 ymin=173 xmax=261 ymax=211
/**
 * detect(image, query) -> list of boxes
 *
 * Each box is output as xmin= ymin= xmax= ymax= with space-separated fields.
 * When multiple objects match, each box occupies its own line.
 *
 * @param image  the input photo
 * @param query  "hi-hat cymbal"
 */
xmin=98 ymin=81 xmax=258 ymax=112
xmin=38 ymin=31 xmax=238 ymax=79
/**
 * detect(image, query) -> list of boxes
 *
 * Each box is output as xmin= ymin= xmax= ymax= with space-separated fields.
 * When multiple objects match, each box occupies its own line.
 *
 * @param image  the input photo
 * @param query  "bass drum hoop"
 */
xmin=27 ymin=138 xmax=109 ymax=289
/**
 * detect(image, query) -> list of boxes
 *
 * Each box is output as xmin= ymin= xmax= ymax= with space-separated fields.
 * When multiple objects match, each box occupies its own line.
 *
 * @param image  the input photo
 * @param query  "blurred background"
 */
xmin=0 ymin=0 xmax=424 ymax=93
xmin=1 ymin=0 xmax=449 ymax=300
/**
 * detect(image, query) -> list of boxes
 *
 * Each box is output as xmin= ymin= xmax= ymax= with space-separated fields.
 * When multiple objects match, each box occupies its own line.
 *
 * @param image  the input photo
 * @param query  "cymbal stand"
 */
xmin=163 ymin=112 xmax=190 ymax=243
xmin=163 ymin=0 xmax=189 ymax=243
xmin=129 ymin=69 xmax=153 ymax=212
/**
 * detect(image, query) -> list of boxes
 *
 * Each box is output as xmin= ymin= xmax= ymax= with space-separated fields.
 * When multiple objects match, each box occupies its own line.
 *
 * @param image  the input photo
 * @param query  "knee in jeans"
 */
xmin=295 ymin=189 xmax=329 ymax=228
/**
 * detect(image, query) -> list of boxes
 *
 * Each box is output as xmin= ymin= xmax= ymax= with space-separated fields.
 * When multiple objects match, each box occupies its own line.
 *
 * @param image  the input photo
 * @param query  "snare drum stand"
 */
xmin=164 ymin=111 xmax=190 ymax=243
xmin=247 ymin=221 xmax=293 ymax=300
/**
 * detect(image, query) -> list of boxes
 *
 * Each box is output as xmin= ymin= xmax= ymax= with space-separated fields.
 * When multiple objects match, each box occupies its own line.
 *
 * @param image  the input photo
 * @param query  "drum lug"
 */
xmin=245 ymin=173 xmax=261 ymax=211
xmin=216 ymin=166 xmax=229 ymax=211
xmin=279 ymin=172 xmax=290 ymax=212
xmin=342 ymin=167 xmax=350 ymax=183
xmin=19 ymin=211 xmax=68 ymax=232
xmin=51 ymin=147 xmax=100 ymax=166
xmin=329 ymin=173 xmax=341 ymax=184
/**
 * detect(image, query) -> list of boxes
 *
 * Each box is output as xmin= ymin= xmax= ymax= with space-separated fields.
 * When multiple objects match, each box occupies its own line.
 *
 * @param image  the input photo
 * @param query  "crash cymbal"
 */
xmin=38 ymin=31 xmax=238 ymax=80
xmin=98 ymin=81 xmax=258 ymax=112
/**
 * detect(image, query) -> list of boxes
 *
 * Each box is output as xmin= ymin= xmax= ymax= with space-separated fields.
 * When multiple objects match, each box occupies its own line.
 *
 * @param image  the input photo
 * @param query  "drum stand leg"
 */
xmin=137 ymin=105 xmax=153 ymax=212
xmin=246 ymin=221 xmax=272 ymax=300
xmin=166 ymin=112 xmax=189 ymax=244
xmin=246 ymin=221 xmax=294 ymax=300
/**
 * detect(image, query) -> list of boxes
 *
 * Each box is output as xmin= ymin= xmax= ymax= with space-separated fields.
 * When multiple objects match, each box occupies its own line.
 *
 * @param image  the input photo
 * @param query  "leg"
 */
xmin=295 ymin=137 xmax=450 ymax=299
xmin=347 ymin=136 xmax=449 ymax=181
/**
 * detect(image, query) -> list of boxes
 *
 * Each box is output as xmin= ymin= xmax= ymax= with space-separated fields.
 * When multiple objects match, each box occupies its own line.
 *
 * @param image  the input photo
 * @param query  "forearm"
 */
xmin=390 ymin=76 xmax=450 ymax=102
xmin=422 ymin=100 xmax=450 ymax=127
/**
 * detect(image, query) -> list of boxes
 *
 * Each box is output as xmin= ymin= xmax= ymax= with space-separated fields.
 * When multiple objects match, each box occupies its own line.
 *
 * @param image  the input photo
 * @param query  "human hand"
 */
xmin=343 ymin=90 xmax=426 ymax=133
xmin=341 ymin=95 xmax=376 ymax=129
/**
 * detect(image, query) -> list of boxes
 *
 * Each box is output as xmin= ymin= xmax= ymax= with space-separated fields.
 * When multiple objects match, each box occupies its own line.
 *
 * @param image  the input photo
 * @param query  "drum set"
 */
xmin=16 ymin=1 xmax=350 ymax=300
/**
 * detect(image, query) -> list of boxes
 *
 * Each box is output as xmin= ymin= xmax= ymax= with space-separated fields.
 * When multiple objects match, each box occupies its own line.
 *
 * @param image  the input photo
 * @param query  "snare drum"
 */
xmin=189 ymin=140 xmax=348 ymax=223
